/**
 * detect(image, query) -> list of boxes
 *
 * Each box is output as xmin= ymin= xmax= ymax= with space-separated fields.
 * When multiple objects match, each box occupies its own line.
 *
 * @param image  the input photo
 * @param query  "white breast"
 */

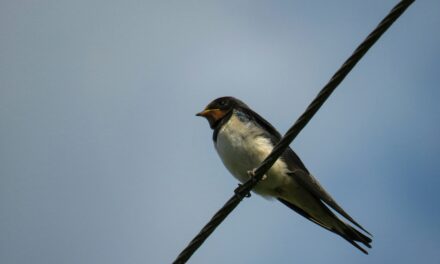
xmin=214 ymin=111 xmax=291 ymax=197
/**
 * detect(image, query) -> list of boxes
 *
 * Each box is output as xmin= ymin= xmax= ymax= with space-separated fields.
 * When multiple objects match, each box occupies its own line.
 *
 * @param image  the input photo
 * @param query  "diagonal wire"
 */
xmin=173 ymin=1 xmax=415 ymax=263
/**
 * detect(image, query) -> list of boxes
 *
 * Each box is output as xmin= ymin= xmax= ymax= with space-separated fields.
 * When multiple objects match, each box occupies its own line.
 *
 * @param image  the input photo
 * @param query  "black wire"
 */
xmin=173 ymin=1 xmax=415 ymax=263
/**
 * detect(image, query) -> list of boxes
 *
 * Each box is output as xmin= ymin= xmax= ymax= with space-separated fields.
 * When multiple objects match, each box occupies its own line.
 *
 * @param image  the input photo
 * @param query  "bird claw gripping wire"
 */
xmin=247 ymin=168 xmax=267 ymax=181
xmin=234 ymin=168 xmax=268 ymax=199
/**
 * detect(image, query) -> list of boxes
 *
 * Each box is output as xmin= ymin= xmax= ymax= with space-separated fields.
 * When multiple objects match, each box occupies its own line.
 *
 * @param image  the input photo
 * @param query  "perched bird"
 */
xmin=196 ymin=96 xmax=372 ymax=254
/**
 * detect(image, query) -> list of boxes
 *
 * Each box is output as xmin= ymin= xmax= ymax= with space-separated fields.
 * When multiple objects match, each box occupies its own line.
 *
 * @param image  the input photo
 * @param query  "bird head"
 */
xmin=196 ymin=96 xmax=246 ymax=129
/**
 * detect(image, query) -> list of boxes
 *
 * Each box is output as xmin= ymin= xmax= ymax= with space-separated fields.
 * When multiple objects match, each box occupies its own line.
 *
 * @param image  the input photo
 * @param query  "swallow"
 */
xmin=196 ymin=96 xmax=372 ymax=254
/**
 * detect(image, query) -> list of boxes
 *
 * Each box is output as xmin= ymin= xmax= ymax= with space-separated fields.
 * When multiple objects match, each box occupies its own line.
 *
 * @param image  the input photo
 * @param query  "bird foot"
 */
xmin=247 ymin=169 xmax=267 ymax=180
xmin=247 ymin=168 xmax=256 ymax=179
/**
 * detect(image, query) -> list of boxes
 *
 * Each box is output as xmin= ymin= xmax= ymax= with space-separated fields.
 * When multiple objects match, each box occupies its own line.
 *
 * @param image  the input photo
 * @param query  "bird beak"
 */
xmin=196 ymin=109 xmax=211 ymax=117
xmin=196 ymin=109 xmax=222 ymax=118
xmin=196 ymin=108 xmax=227 ymax=128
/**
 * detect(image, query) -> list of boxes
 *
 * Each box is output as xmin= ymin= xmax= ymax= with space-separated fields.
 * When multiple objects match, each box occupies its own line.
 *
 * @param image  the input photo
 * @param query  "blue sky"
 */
xmin=1 ymin=1 xmax=439 ymax=263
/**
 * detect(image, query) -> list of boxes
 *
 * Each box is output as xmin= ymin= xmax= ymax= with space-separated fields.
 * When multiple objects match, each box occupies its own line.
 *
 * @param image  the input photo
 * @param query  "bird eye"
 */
xmin=220 ymin=100 xmax=226 ymax=106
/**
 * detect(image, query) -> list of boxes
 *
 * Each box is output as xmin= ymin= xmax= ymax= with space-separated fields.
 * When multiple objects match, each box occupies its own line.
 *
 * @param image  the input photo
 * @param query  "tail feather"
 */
xmin=342 ymin=237 xmax=369 ymax=254
xmin=341 ymin=223 xmax=372 ymax=249
xmin=278 ymin=198 xmax=372 ymax=254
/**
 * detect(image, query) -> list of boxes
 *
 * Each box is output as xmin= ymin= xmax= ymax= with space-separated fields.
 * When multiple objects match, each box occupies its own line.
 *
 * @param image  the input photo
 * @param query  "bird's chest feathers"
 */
xmin=214 ymin=113 xmax=290 ymax=194
xmin=215 ymin=115 xmax=266 ymax=174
